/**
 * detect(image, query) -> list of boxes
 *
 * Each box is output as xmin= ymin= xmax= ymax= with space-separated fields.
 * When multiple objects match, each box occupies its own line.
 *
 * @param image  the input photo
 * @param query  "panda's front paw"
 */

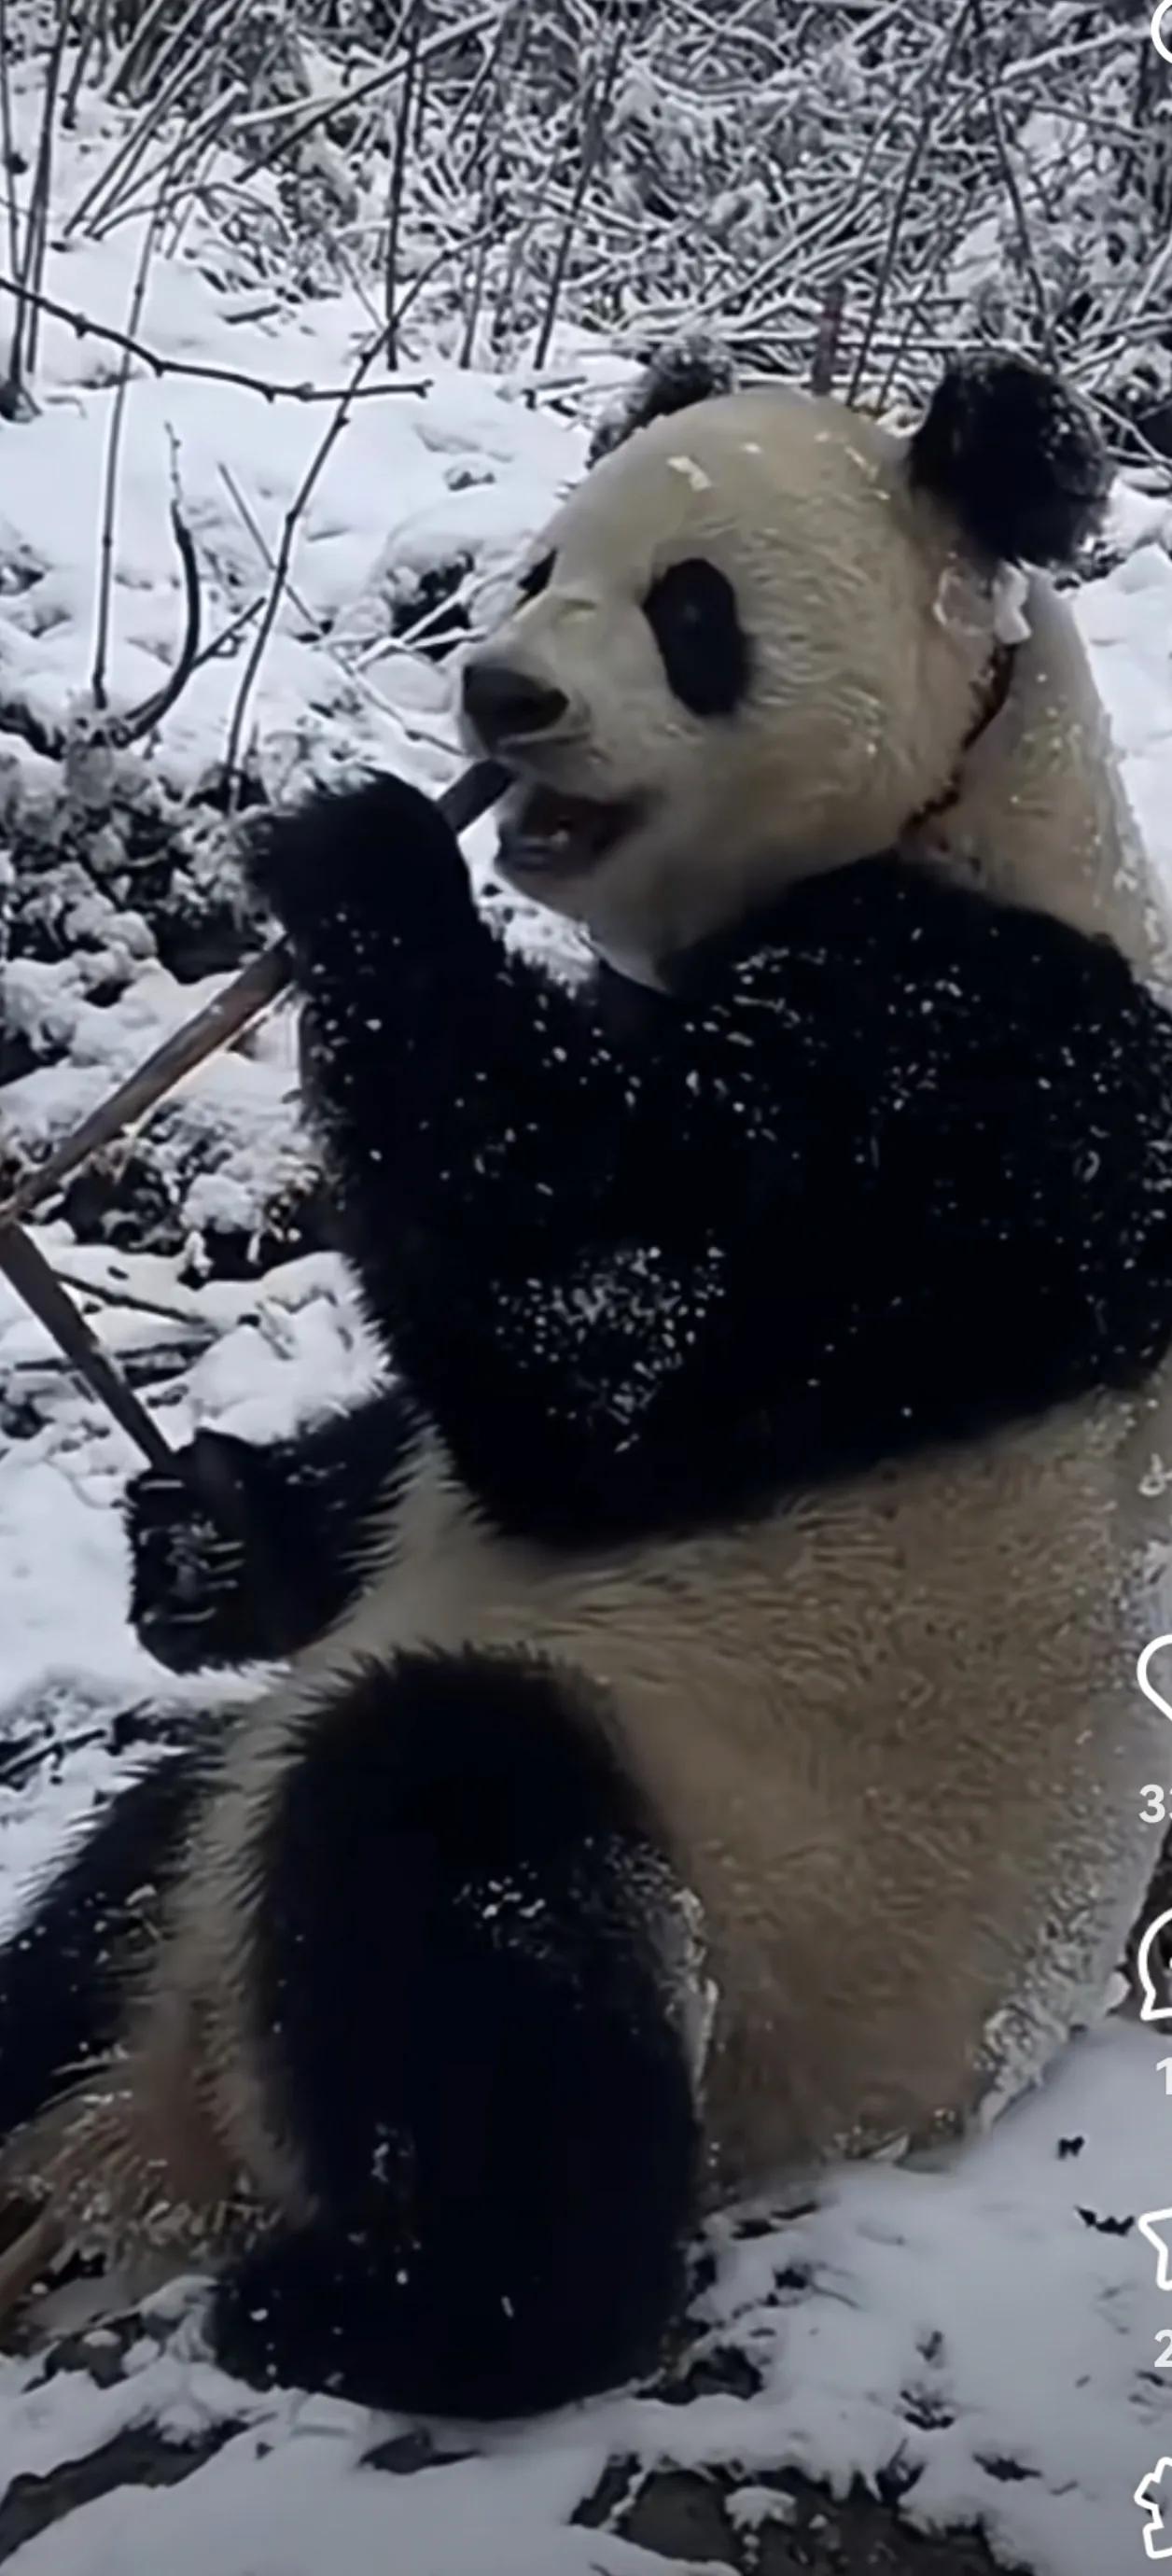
xmin=126 ymin=1431 xmax=290 ymax=1671
xmin=244 ymin=771 xmax=474 ymax=976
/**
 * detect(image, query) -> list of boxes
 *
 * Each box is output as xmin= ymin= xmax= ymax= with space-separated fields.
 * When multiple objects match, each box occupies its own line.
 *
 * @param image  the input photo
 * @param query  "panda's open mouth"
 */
xmin=495 ymin=782 xmax=645 ymax=877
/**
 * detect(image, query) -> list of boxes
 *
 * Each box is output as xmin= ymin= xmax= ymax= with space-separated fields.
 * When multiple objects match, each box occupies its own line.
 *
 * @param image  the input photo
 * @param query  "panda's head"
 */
xmin=460 ymin=356 xmax=1110 ymax=972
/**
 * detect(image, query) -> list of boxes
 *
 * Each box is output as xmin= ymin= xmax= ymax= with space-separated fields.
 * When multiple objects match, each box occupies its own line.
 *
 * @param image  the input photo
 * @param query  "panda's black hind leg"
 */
xmin=209 ymin=1647 xmax=702 ymax=2420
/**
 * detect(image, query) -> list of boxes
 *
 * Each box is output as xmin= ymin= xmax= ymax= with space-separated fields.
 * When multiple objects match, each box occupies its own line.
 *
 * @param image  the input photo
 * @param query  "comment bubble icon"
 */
xmin=1138 ymin=1638 xmax=1172 ymax=1725
xmin=1137 ymin=1911 xmax=1172 ymax=2024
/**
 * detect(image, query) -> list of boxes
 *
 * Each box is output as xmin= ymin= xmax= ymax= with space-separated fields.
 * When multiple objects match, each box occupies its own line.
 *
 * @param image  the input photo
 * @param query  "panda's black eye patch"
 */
xmin=518 ymin=551 xmax=554 ymax=601
xmin=641 ymin=557 xmax=748 ymax=717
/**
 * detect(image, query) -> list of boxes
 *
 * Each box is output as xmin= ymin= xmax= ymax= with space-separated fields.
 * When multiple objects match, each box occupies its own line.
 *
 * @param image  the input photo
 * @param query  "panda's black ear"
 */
xmin=588 ymin=333 xmax=736 ymax=466
xmin=907 ymin=355 xmax=1109 ymax=567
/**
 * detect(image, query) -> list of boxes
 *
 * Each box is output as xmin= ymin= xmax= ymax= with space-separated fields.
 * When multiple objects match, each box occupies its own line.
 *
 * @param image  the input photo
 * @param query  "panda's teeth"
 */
xmin=495 ymin=782 xmax=645 ymax=877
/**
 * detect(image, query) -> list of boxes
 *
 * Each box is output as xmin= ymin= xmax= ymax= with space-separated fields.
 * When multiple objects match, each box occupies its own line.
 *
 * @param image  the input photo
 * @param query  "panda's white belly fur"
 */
xmin=180 ymin=1365 xmax=1172 ymax=2206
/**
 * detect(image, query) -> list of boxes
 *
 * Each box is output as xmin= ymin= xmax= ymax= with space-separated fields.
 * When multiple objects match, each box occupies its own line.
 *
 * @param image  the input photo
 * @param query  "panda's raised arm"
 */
xmin=244 ymin=769 xmax=803 ymax=1291
xmin=238 ymin=769 xmax=1172 ymax=1549
xmin=125 ymin=769 xmax=815 ymax=1654
xmin=237 ymin=770 xmax=833 ymax=1533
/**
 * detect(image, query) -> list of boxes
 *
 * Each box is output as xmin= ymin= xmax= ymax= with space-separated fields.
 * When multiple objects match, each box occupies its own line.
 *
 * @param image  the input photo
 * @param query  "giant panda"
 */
xmin=4 ymin=352 xmax=1172 ymax=2425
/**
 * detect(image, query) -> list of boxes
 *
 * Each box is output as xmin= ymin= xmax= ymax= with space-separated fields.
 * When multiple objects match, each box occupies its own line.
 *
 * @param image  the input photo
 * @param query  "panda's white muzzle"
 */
xmin=461 ymin=652 xmax=648 ymax=880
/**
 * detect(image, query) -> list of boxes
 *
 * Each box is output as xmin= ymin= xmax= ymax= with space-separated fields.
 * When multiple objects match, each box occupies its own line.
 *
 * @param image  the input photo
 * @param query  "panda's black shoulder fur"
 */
xmin=125 ymin=771 xmax=1172 ymax=1668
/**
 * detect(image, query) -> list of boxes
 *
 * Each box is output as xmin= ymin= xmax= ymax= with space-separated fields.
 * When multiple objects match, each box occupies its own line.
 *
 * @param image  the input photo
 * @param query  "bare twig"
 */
xmin=0 ymin=275 xmax=430 ymax=404
xmin=385 ymin=2 xmax=425 ymax=361
xmin=846 ymin=0 xmax=980 ymax=407
xmin=0 ymin=0 xmax=21 ymax=282
xmin=63 ymin=0 xmax=104 ymax=130
xmin=216 ymin=459 xmax=450 ymax=748
xmin=971 ymin=0 xmax=1053 ymax=363
xmin=182 ymin=594 xmax=264 ymax=678
xmin=112 ymin=0 xmax=212 ymax=105
xmin=88 ymin=77 xmax=246 ymax=246
xmin=531 ymin=22 xmax=625 ymax=381
xmin=91 ymin=200 xmax=167 ymax=711
xmin=19 ymin=0 xmax=70 ymax=381
xmin=64 ymin=0 xmax=242 ymax=237
xmin=872 ymin=202 xmax=973 ymax=416
xmin=448 ymin=1 xmax=512 ymax=161
xmin=809 ymin=277 xmax=847 ymax=398
xmin=109 ymin=487 xmax=203 ymax=749
xmin=0 ymin=0 xmax=71 ymax=413
xmin=232 ymin=5 xmax=497 ymax=191
xmin=49 ymin=1260 xmax=218 ymax=1339
xmin=221 ymin=316 xmax=409 ymax=793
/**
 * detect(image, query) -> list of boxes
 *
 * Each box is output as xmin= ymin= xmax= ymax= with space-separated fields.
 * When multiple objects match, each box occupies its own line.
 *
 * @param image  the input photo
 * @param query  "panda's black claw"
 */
xmin=908 ymin=354 xmax=1109 ymax=567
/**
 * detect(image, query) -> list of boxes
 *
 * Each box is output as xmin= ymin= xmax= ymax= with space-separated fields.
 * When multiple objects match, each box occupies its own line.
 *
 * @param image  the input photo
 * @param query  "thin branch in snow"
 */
xmin=530 ymin=20 xmax=625 ymax=382
xmin=234 ymin=6 xmax=498 ymax=191
xmin=971 ymin=0 xmax=1053 ymax=364
xmin=110 ymin=0 xmax=210 ymax=106
xmin=110 ymin=449 xmax=204 ymax=749
xmin=809 ymin=277 xmax=847 ymax=398
xmin=0 ymin=0 xmax=71 ymax=414
xmin=217 ymin=460 xmax=460 ymax=755
xmin=0 ymin=273 xmax=430 ymax=402
xmin=220 ymin=315 xmax=404 ymax=794
xmin=63 ymin=0 xmax=227 ymax=239
xmin=0 ymin=0 xmax=21 ymax=283
xmin=47 ymin=1261 xmax=219 ymax=1341
xmin=62 ymin=0 xmax=104 ymax=128
xmin=846 ymin=0 xmax=980 ymax=408
xmin=385 ymin=0 xmax=425 ymax=361
xmin=87 ymin=75 xmax=247 ymax=245
xmin=90 ymin=198 xmax=167 ymax=712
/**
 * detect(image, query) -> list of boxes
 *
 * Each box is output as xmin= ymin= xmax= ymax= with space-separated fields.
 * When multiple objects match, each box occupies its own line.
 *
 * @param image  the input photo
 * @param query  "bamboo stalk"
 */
xmin=0 ymin=755 xmax=507 ymax=1525
xmin=0 ymin=1223 xmax=178 ymax=1473
xmin=0 ymin=944 xmax=291 ymax=1235
xmin=0 ymin=756 xmax=505 ymax=1235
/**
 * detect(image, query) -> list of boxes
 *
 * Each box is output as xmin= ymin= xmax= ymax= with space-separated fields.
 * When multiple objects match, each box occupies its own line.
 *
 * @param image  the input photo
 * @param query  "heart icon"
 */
xmin=1138 ymin=1637 xmax=1172 ymax=1726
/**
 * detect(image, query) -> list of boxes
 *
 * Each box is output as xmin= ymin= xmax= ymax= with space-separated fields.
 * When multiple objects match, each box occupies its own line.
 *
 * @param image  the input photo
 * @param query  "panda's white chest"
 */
xmin=308 ymin=1383 xmax=1172 ymax=2185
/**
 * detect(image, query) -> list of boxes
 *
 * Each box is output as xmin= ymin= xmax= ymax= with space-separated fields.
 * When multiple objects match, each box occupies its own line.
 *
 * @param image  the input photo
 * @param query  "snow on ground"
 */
xmin=2 ymin=43 xmax=1172 ymax=2576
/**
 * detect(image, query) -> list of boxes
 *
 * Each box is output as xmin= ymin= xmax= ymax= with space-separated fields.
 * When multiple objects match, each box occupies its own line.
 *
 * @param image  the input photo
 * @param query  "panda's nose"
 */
xmin=462 ymin=660 xmax=568 ymax=749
